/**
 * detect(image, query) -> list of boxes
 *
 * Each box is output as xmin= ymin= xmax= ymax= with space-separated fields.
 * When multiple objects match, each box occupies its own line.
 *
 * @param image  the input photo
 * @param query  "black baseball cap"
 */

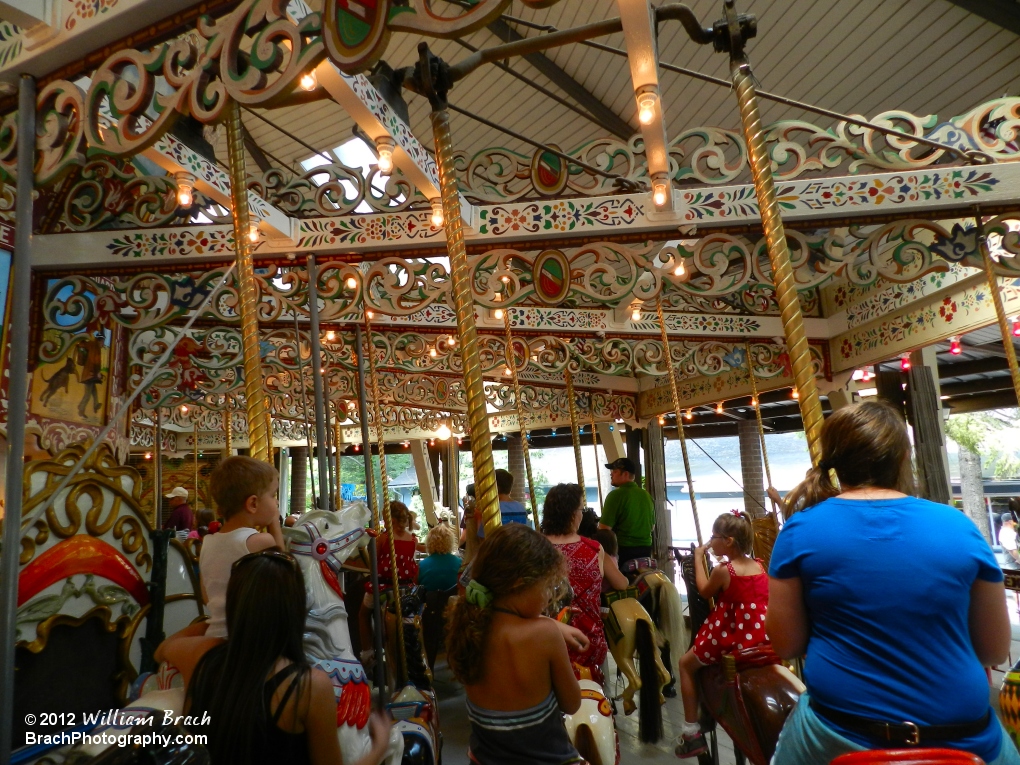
xmin=605 ymin=457 xmax=636 ymax=473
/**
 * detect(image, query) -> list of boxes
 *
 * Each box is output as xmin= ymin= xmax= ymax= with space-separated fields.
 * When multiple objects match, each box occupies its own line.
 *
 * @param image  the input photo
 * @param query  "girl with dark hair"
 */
xmin=156 ymin=550 xmax=391 ymax=765
xmin=768 ymin=401 xmax=1016 ymax=765
xmin=446 ymin=524 xmax=583 ymax=764
xmin=541 ymin=483 xmax=628 ymax=680
xmin=675 ymin=510 xmax=767 ymax=758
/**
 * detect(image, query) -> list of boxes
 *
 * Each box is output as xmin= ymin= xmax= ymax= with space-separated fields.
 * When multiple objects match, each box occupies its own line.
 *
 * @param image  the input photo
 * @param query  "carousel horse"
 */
xmin=602 ymin=595 xmax=671 ymax=744
xmin=673 ymin=545 xmax=804 ymax=765
xmin=563 ymin=665 xmax=619 ymax=765
xmin=128 ymin=503 xmax=404 ymax=764
xmin=998 ymin=656 xmax=1020 ymax=748
xmin=618 ymin=556 xmax=688 ymax=697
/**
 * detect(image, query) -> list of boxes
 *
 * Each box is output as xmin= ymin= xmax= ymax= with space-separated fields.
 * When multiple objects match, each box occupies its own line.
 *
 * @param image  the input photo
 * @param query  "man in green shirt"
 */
xmin=599 ymin=457 xmax=655 ymax=567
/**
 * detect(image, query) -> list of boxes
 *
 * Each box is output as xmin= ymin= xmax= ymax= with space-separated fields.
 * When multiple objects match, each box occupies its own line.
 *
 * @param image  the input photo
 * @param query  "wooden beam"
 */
xmin=941 ymin=375 xmax=1015 ymax=397
xmin=485 ymin=18 xmax=634 ymax=141
xmin=938 ymin=356 xmax=1009 ymax=378
xmin=947 ymin=389 xmax=1018 ymax=414
xmin=944 ymin=0 xmax=1020 ymax=36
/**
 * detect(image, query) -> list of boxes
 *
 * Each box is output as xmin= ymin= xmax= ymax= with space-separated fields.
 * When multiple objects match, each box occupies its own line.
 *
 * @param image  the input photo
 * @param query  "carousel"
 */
xmin=0 ymin=0 xmax=1018 ymax=762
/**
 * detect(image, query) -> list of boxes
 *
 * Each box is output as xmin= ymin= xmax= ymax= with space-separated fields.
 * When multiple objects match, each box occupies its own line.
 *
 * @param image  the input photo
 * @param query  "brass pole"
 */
xmin=154 ymin=408 xmax=163 ymax=528
xmin=589 ymin=404 xmax=604 ymax=508
xmin=730 ymin=58 xmax=822 ymax=464
xmin=265 ymin=407 xmax=273 ymax=465
xmin=334 ymin=404 xmax=344 ymax=510
xmin=977 ymin=210 xmax=1020 ymax=405
xmin=224 ymin=408 xmax=232 ymax=457
xmin=565 ymin=369 xmax=585 ymax=490
xmin=224 ymin=100 xmax=271 ymax=462
xmin=194 ymin=418 xmax=200 ymax=514
xmin=365 ymin=313 xmax=407 ymax=684
xmin=421 ymin=52 xmax=500 ymax=538
xmin=745 ymin=342 xmax=777 ymax=514
xmin=502 ymin=310 xmax=539 ymax=528
xmin=655 ymin=296 xmax=703 ymax=545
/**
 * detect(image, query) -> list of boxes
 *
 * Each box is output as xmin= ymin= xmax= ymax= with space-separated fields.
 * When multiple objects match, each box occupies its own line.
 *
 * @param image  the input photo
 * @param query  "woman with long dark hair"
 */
xmin=157 ymin=550 xmax=391 ymax=765
xmin=768 ymin=401 xmax=1017 ymax=764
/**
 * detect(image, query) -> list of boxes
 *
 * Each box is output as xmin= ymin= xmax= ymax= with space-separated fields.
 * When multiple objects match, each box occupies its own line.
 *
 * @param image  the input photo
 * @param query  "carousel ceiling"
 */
xmin=0 ymin=0 xmax=1018 ymax=453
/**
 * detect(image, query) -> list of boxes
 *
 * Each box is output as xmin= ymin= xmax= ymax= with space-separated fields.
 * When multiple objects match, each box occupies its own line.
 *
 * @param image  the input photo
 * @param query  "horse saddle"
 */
xmin=698 ymin=644 xmax=804 ymax=765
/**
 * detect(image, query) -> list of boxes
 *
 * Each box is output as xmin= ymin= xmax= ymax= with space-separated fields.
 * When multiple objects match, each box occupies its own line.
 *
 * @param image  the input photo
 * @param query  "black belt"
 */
xmin=809 ymin=698 xmax=991 ymax=747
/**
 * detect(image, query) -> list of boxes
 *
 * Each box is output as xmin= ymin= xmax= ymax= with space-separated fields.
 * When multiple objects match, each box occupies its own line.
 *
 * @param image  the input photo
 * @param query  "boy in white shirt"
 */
xmin=999 ymin=512 xmax=1020 ymax=567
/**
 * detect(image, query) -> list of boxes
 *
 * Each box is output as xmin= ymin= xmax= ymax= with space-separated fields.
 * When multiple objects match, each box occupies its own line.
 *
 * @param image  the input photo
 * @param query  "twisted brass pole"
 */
xmin=428 ymin=106 xmax=500 ymax=535
xmin=744 ymin=342 xmax=776 ymax=514
xmin=224 ymin=407 xmax=232 ymax=457
xmin=977 ymin=211 xmax=1020 ymax=406
xmin=365 ymin=313 xmax=407 ymax=684
xmin=655 ymin=296 xmax=703 ymax=545
xmin=224 ymin=101 xmax=270 ymax=462
xmin=565 ymin=369 xmax=585 ymax=489
xmin=731 ymin=60 xmax=822 ymax=464
xmin=503 ymin=309 xmax=539 ymax=528
xmin=589 ymin=404 xmax=604 ymax=508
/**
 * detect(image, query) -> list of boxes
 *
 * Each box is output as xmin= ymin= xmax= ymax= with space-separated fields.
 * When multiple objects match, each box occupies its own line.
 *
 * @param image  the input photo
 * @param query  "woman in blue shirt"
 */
xmin=768 ymin=401 xmax=1017 ymax=764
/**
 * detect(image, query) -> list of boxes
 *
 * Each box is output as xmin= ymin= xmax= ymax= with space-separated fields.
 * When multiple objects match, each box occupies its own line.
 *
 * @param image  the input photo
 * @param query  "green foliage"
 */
xmin=945 ymin=409 xmax=1020 ymax=479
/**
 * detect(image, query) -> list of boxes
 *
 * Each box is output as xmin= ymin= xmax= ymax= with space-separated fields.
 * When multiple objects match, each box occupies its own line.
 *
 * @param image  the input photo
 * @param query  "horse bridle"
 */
xmin=290 ymin=521 xmax=365 ymax=576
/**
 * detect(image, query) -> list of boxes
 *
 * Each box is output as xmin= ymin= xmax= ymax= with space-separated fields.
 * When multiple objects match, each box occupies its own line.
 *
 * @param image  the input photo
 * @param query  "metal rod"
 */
xmin=502 ymin=308 xmax=539 ymax=528
xmin=686 ymin=431 xmax=766 ymax=513
xmin=155 ymin=408 xmax=163 ymax=527
xmin=321 ymin=364 xmax=334 ymax=510
xmin=364 ymin=313 xmax=407 ymax=686
xmin=565 ymin=369 xmax=585 ymax=489
xmin=334 ymin=404 xmax=344 ymax=510
xmin=589 ymin=404 xmax=604 ymax=509
xmin=976 ymin=208 xmax=1020 ymax=412
xmin=225 ymin=101 xmax=271 ymax=462
xmin=290 ymin=302 xmax=318 ymax=508
xmin=744 ymin=342 xmax=778 ymax=515
xmin=224 ymin=407 xmax=232 ymax=457
xmin=194 ymin=418 xmax=200 ymax=513
xmin=0 ymin=76 xmax=36 ymax=762
xmin=19 ymin=265 xmax=237 ymax=533
xmin=354 ymin=324 xmax=387 ymax=702
xmin=306 ymin=254 xmax=330 ymax=509
xmin=420 ymin=43 xmax=501 ymax=537
xmin=655 ymin=295 xmax=703 ymax=545
xmin=730 ymin=55 xmax=823 ymax=463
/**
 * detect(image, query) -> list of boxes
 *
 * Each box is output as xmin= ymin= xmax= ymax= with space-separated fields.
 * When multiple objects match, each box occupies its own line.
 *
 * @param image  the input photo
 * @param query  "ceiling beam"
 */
xmin=486 ymin=19 xmax=634 ymax=141
xmin=938 ymin=356 xmax=1010 ymax=378
xmin=943 ymin=0 xmax=1020 ymax=36
xmin=940 ymin=375 xmax=1015 ymax=397
xmin=946 ymin=388 xmax=1018 ymax=414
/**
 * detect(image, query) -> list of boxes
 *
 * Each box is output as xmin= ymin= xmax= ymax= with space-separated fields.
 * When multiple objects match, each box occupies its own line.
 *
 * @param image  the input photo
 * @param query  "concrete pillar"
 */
xmin=411 ymin=439 xmax=440 ymax=526
xmin=644 ymin=420 xmax=674 ymax=580
xmin=626 ymin=426 xmax=643 ymax=485
xmin=737 ymin=419 xmax=767 ymax=518
xmin=596 ymin=422 xmax=625 ymax=463
xmin=507 ymin=434 xmax=525 ymax=502
xmin=290 ymin=445 xmax=308 ymax=515
xmin=960 ymin=448 xmax=990 ymax=543
xmin=907 ymin=345 xmax=952 ymax=505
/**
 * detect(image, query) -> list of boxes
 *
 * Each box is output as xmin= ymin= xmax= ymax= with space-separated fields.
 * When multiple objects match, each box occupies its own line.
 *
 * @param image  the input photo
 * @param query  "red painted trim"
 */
xmin=18 ymin=535 xmax=150 ymax=607
xmin=320 ymin=560 xmax=345 ymax=603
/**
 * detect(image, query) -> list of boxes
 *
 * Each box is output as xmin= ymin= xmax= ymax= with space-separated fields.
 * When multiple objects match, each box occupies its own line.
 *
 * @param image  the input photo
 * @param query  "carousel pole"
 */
xmin=355 ymin=325 xmax=386 ymax=700
xmin=364 ymin=313 xmax=407 ymax=685
xmin=723 ymin=0 xmax=822 ymax=464
xmin=334 ymin=403 xmax=344 ymax=510
xmin=224 ymin=101 xmax=271 ymax=463
xmin=589 ymin=405 xmax=604 ymax=508
xmin=291 ymin=304 xmax=318 ymax=507
xmin=194 ymin=418 xmax=200 ymax=512
xmin=306 ymin=255 xmax=331 ymax=508
xmin=224 ymin=407 xmax=232 ymax=456
xmin=565 ymin=369 xmax=585 ymax=490
xmin=744 ymin=342 xmax=777 ymax=512
xmin=502 ymin=310 xmax=539 ymax=528
xmin=656 ymin=296 xmax=703 ymax=545
xmin=154 ymin=408 xmax=163 ymax=527
xmin=976 ymin=208 xmax=1020 ymax=406
xmin=0 ymin=74 xmax=35 ymax=763
xmin=414 ymin=44 xmax=500 ymax=535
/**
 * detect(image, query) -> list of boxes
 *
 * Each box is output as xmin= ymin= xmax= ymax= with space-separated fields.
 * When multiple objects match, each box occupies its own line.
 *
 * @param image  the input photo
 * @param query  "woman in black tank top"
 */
xmin=158 ymin=550 xmax=391 ymax=765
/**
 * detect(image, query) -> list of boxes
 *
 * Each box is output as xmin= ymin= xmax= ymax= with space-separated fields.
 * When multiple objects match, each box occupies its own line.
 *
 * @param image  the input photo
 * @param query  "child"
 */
xmin=419 ymin=521 xmax=461 ymax=592
xmin=199 ymin=456 xmax=284 ymax=639
xmin=446 ymin=524 xmax=583 ymax=764
xmin=675 ymin=511 xmax=768 ymax=758
xmin=187 ymin=508 xmax=218 ymax=540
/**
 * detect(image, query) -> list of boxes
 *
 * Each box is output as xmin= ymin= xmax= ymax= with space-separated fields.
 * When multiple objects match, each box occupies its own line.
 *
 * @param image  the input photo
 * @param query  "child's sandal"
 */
xmin=674 ymin=731 xmax=707 ymax=759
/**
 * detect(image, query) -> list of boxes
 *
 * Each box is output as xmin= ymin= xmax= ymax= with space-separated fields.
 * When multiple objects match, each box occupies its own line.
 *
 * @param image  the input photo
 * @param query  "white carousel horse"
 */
xmin=628 ymin=567 xmax=688 ymax=695
xmin=129 ymin=504 xmax=402 ymax=763
xmin=564 ymin=666 xmax=618 ymax=765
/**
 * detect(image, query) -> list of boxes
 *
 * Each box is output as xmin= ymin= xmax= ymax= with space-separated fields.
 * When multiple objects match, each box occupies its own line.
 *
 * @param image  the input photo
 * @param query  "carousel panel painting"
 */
xmin=30 ymin=281 xmax=113 ymax=427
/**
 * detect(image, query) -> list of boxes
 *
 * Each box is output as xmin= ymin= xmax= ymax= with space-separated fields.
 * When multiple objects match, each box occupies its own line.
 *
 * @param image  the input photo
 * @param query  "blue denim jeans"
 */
xmin=772 ymin=694 xmax=1020 ymax=765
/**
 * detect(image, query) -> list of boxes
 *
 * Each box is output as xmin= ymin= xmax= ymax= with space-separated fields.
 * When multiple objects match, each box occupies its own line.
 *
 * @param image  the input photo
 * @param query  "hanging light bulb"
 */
xmin=1013 ymin=317 xmax=1020 ymax=337
xmin=448 ymin=335 xmax=457 ymax=347
xmin=750 ymin=397 xmax=758 ymax=408
xmin=673 ymin=261 xmax=686 ymax=277
xmin=685 ymin=408 xmax=693 ymax=421
xmin=430 ymin=199 xmax=444 ymax=228
xmin=716 ymin=401 xmax=724 ymax=415
xmin=375 ymin=136 xmax=395 ymax=174
xmin=248 ymin=223 xmax=259 ymax=243
xmin=949 ymin=336 xmax=962 ymax=355
xmin=901 ymin=355 xmax=911 ymax=371
xmin=437 ymin=421 xmax=452 ymax=440
xmin=180 ymin=404 xmax=189 ymax=414
xmin=175 ymin=171 xmax=195 ymax=208
xmin=652 ymin=180 xmax=668 ymax=208
xmin=429 ymin=346 xmax=438 ymax=358
xmin=325 ymin=330 xmax=336 ymax=342
xmin=144 ymin=451 xmax=152 ymax=460
xmin=658 ymin=415 xmax=666 ymax=425
xmin=366 ymin=310 xmax=374 ymax=319
xmin=354 ymin=443 xmax=361 ymax=452
xmin=299 ymin=69 xmax=317 ymax=91
xmin=631 ymin=306 xmax=641 ymax=322
xmin=494 ymin=308 xmax=504 ymax=320
xmin=504 ymin=366 xmax=512 ymax=376
xmin=636 ymin=87 xmax=659 ymax=126
xmin=345 ymin=276 xmax=358 ymax=290
xmin=500 ymin=275 xmax=511 ymax=284
xmin=791 ymin=387 xmax=800 ymax=400
xmin=457 ymin=437 xmax=463 ymax=445
xmin=429 ymin=438 xmax=436 ymax=446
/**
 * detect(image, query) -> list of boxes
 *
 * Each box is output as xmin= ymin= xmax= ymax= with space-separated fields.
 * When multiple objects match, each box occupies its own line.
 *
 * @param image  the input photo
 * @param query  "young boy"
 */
xmin=199 ymin=456 xmax=284 ymax=638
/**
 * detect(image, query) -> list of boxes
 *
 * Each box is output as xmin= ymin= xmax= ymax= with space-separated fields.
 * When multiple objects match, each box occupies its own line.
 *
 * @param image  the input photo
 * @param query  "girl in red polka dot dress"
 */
xmin=675 ymin=510 xmax=769 ymax=759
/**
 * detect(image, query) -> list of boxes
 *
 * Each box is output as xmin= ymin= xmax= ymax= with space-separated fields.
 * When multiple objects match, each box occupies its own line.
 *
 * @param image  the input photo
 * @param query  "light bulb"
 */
xmin=429 ymin=347 xmax=437 ymax=358
xmin=716 ymin=401 xmax=724 ymax=414
xmin=448 ymin=336 xmax=457 ymax=347
xmin=248 ymin=223 xmax=259 ymax=243
xmin=299 ymin=70 xmax=317 ymax=91
xmin=345 ymin=276 xmax=357 ymax=290
xmin=791 ymin=387 xmax=800 ymax=400
xmin=325 ymin=330 xmax=335 ymax=342
xmin=181 ymin=405 xmax=189 ymax=413
xmin=430 ymin=199 xmax=444 ymax=227
xmin=658 ymin=415 xmax=665 ymax=425
xmin=636 ymin=89 xmax=658 ymax=126
xmin=949 ymin=337 xmax=961 ymax=355
xmin=652 ymin=180 xmax=668 ymax=208
xmin=354 ymin=443 xmax=361 ymax=452
xmin=175 ymin=171 xmax=195 ymax=208
xmin=494 ymin=308 xmax=504 ymax=320
xmin=631 ymin=308 xmax=641 ymax=322
xmin=366 ymin=310 xmax=374 ymax=319
xmin=500 ymin=275 xmax=511 ymax=284
xmin=437 ymin=422 xmax=452 ymax=440
xmin=685 ymin=409 xmax=693 ymax=421
xmin=504 ymin=367 xmax=512 ymax=376
xmin=751 ymin=397 xmax=758 ymax=408
xmin=901 ymin=356 xmax=911 ymax=371
xmin=1013 ymin=318 xmax=1020 ymax=337
xmin=375 ymin=137 xmax=395 ymax=174
xmin=673 ymin=262 xmax=686 ymax=277
xmin=144 ymin=451 xmax=152 ymax=460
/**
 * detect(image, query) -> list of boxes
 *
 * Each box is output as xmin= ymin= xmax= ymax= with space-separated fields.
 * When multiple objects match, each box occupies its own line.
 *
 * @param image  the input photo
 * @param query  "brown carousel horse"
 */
xmin=673 ymin=539 xmax=804 ymax=765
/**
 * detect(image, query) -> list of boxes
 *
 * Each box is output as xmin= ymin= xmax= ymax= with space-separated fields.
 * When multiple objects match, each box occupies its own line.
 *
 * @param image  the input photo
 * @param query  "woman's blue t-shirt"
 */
xmin=769 ymin=496 xmax=1003 ymax=761
xmin=418 ymin=552 xmax=461 ymax=592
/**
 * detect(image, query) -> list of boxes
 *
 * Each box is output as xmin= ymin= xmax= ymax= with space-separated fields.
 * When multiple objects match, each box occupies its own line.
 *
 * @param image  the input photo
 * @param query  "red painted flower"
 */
xmin=840 ymin=339 xmax=852 ymax=358
xmin=939 ymin=296 xmax=957 ymax=321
